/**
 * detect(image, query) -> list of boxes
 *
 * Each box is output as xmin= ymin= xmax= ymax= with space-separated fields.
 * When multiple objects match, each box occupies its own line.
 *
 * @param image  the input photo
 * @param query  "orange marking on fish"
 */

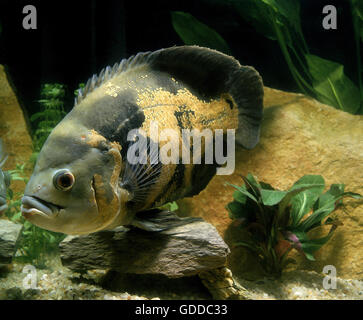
xmin=86 ymin=129 xmax=107 ymax=147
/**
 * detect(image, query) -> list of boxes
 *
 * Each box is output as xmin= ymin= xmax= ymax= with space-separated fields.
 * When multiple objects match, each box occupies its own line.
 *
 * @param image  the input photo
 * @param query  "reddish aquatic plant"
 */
xmin=227 ymin=173 xmax=362 ymax=277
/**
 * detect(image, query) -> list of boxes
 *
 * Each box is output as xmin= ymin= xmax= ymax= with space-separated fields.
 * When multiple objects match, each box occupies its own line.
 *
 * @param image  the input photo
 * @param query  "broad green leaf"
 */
xmin=290 ymin=180 xmax=325 ymax=227
xmin=243 ymin=174 xmax=262 ymax=199
xmin=299 ymin=191 xmax=361 ymax=232
xmin=289 ymin=175 xmax=325 ymax=193
xmin=289 ymin=230 xmax=332 ymax=261
xmin=261 ymin=189 xmax=287 ymax=206
xmin=227 ymin=200 xmax=245 ymax=218
xmin=351 ymin=0 xmax=363 ymax=42
xmin=232 ymin=0 xmax=277 ymax=41
xmin=227 ymin=200 xmax=255 ymax=223
xmin=277 ymin=175 xmax=325 ymax=222
xmin=300 ymin=234 xmax=334 ymax=261
xmin=228 ymin=183 xmax=259 ymax=204
xmin=232 ymin=0 xmax=302 ymax=47
xmin=306 ymin=54 xmax=361 ymax=114
xmin=171 ymin=11 xmax=231 ymax=54
xmin=299 ymin=197 xmax=336 ymax=232
xmin=264 ymin=0 xmax=302 ymax=36
xmin=233 ymin=190 xmax=247 ymax=204
xmin=313 ymin=184 xmax=343 ymax=212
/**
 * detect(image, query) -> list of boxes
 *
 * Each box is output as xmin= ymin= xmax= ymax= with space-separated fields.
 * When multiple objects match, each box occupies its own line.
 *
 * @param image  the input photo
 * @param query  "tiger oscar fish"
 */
xmin=21 ymin=46 xmax=264 ymax=235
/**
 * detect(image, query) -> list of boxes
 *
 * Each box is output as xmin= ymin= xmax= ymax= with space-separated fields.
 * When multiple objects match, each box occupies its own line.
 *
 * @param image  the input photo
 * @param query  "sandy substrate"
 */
xmin=0 ymin=254 xmax=362 ymax=300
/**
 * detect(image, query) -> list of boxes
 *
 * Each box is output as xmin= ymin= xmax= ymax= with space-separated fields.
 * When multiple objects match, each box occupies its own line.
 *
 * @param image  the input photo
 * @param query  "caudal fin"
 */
xmin=227 ymin=65 xmax=264 ymax=149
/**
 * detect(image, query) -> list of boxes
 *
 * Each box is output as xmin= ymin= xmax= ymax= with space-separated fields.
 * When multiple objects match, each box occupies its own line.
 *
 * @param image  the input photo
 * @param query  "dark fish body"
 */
xmin=22 ymin=46 xmax=264 ymax=234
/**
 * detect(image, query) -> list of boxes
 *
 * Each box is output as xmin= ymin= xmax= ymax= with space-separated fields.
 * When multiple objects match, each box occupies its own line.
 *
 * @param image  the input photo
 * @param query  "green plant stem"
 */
xmin=316 ymin=92 xmax=342 ymax=109
xmin=283 ymin=27 xmax=312 ymax=81
xmin=272 ymin=17 xmax=309 ymax=95
xmin=290 ymin=46 xmax=313 ymax=82
xmin=327 ymin=78 xmax=344 ymax=110
xmin=276 ymin=26 xmax=326 ymax=99
xmin=298 ymin=27 xmax=309 ymax=54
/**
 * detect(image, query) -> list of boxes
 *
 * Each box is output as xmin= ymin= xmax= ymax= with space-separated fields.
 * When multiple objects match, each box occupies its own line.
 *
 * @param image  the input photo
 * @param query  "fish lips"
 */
xmin=0 ymin=195 xmax=7 ymax=214
xmin=21 ymin=195 xmax=62 ymax=219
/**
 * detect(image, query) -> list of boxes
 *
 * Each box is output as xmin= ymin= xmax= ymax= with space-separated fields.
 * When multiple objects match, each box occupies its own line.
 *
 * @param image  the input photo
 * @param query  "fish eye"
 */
xmin=53 ymin=170 xmax=75 ymax=191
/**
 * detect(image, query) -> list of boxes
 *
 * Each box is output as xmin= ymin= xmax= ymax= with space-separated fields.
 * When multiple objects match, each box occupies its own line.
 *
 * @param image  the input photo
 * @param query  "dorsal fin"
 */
xmin=74 ymin=51 xmax=152 ymax=106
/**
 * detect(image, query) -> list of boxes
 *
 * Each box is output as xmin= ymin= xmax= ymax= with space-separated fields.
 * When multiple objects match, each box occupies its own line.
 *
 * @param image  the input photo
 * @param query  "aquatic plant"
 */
xmin=159 ymin=201 xmax=179 ymax=212
xmin=170 ymin=11 xmax=231 ymax=54
xmin=234 ymin=0 xmax=362 ymax=114
xmin=171 ymin=3 xmax=362 ymax=114
xmin=227 ymin=174 xmax=362 ymax=277
xmin=74 ymin=82 xmax=85 ymax=97
xmin=31 ymin=83 xmax=67 ymax=154
xmin=3 ymin=83 xmax=85 ymax=267
xmin=5 ymin=83 xmax=71 ymax=267
xmin=5 ymin=164 xmax=28 ymax=222
xmin=5 ymin=164 xmax=66 ymax=268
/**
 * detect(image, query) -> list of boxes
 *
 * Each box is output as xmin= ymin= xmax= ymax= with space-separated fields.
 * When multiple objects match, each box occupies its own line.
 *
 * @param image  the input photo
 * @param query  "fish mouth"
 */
xmin=21 ymin=195 xmax=64 ymax=219
xmin=0 ymin=195 xmax=7 ymax=213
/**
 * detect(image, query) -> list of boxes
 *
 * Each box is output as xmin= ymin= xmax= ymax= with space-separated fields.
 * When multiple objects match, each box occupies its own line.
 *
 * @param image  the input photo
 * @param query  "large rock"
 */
xmin=0 ymin=219 xmax=23 ymax=265
xmin=178 ymin=87 xmax=363 ymax=279
xmin=59 ymin=212 xmax=230 ymax=278
xmin=0 ymin=65 xmax=33 ymax=197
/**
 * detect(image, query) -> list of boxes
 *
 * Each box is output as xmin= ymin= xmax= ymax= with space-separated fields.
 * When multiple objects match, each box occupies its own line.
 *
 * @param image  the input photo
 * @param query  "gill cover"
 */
xmin=91 ymin=139 xmax=132 ymax=230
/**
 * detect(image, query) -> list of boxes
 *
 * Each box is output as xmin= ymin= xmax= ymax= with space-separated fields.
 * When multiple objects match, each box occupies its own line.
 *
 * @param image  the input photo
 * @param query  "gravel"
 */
xmin=236 ymin=271 xmax=363 ymax=300
xmin=0 ymin=254 xmax=362 ymax=300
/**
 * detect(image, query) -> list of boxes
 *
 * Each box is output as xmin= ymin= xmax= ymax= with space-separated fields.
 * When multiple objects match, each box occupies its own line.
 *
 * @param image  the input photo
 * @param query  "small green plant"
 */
xmin=3 ymin=83 xmax=69 ymax=267
xmin=31 ymin=83 xmax=67 ymax=154
xmin=159 ymin=201 xmax=179 ymax=212
xmin=5 ymin=164 xmax=28 ymax=222
xmin=5 ymin=164 xmax=66 ymax=268
xmin=74 ymin=82 xmax=85 ymax=97
xmin=227 ymin=174 xmax=362 ymax=277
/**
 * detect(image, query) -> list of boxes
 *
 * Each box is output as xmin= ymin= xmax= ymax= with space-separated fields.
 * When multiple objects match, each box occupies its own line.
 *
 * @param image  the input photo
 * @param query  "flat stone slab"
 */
xmin=0 ymin=219 xmax=23 ymax=265
xmin=60 ymin=212 xmax=230 ymax=278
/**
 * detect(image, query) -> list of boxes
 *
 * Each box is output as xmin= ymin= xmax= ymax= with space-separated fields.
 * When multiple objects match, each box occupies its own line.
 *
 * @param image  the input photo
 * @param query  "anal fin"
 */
xmin=127 ymin=209 xmax=202 ymax=232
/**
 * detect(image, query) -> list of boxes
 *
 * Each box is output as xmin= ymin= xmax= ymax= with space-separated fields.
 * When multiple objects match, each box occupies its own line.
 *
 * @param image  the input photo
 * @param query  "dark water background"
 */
xmin=0 ymin=0 xmax=356 ymax=127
